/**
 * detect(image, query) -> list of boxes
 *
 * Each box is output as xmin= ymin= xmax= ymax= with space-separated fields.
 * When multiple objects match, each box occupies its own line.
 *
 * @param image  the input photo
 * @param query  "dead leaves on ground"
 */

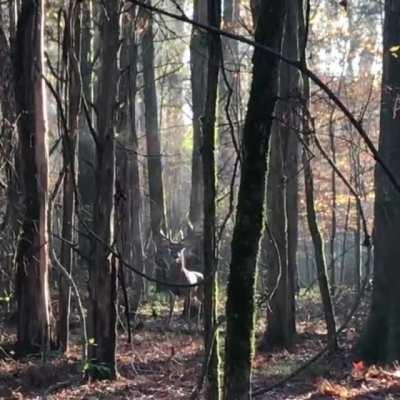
xmin=317 ymin=362 xmax=400 ymax=399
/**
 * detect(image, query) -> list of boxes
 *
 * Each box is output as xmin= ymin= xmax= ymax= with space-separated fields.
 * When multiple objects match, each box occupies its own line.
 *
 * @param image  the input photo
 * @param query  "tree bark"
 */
xmin=141 ymin=1 xmax=166 ymax=247
xmin=328 ymin=115 xmax=337 ymax=295
xmin=261 ymin=1 xmax=300 ymax=351
xmin=117 ymin=5 xmax=144 ymax=321
xmin=14 ymin=0 xmax=52 ymax=355
xmin=358 ymin=0 xmax=400 ymax=363
xmin=224 ymin=2 xmax=286 ymax=398
xmin=88 ymin=0 xmax=120 ymax=379
xmin=202 ymin=2 xmax=222 ymax=398
xmin=189 ymin=0 xmax=208 ymax=232
xmin=57 ymin=0 xmax=81 ymax=353
xmin=299 ymin=0 xmax=337 ymax=353
xmin=78 ymin=0 xmax=95 ymax=265
xmin=0 ymin=15 xmax=21 ymax=240
xmin=217 ymin=0 xmax=239 ymax=188
xmin=302 ymin=138 xmax=338 ymax=351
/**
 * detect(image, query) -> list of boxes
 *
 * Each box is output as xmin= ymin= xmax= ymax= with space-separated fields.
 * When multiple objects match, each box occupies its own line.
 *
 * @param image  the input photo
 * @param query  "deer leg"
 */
xmin=196 ymin=299 xmax=202 ymax=331
xmin=186 ymin=289 xmax=192 ymax=330
xmin=168 ymin=291 xmax=175 ymax=327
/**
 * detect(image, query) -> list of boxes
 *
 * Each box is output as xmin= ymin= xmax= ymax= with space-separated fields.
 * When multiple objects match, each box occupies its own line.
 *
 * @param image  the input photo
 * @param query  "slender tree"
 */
xmin=189 ymin=0 xmax=207 ymax=232
xmin=224 ymin=1 xmax=287 ymax=397
xmin=140 ymin=0 xmax=166 ymax=248
xmin=78 ymin=0 xmax=95 ymax=264
xmin=57 ymin=0 xmax=82 ymax=352
xmin=202 ymin=2 xmax=222 ymax=398
xmin=299 ymin=0 xmax=338 ymax=352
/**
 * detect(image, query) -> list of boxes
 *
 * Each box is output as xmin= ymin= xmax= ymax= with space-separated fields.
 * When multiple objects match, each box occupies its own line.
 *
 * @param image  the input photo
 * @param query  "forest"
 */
xmin=0 ymin=0 xmax=400 ymax=399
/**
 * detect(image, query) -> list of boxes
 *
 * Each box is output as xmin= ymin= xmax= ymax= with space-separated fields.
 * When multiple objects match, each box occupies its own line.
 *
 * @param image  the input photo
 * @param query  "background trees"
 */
xmin=0 ymin=0 xmax=398 ymax=398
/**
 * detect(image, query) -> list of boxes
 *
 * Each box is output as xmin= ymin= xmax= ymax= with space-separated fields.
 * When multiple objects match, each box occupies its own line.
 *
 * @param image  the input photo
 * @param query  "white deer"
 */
xmin=167 ymin=248 xmax=204 ymax=328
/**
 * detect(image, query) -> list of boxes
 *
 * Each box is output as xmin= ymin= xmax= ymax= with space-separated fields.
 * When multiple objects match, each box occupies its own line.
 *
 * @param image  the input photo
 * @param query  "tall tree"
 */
xmin=0 ymin=12 xmax=20 ymax=237
xmin=14 ymin=0 xmax=52 ymax=354
xmin=217 ymin=0 xmax=239 ymax=188
xmin=78 ymin=0 xmax=95 ymax=265
xmin=88 ymin=0 xmax=120 ymax=379
xmin=224 ymin=1 xmax=286 ymax=398
xmin=260 ymin=2 xmax=300 ymax=350
xmin=299 ymin=0 xmax=338 ymax=353
xmin=140 ymin=1 xmax=166 ymax=249
xmin=358 ymin=0 xmax=400 ymax=363
xmin=57 ymin=0 xmax=82 ymax=352
xmin=116 ymin=4 xmax=144 ymax=321
xmin=189 ymin=0 xmax=207 ymax=232
xmin=202 ymin=2 xmax=222 ymax=398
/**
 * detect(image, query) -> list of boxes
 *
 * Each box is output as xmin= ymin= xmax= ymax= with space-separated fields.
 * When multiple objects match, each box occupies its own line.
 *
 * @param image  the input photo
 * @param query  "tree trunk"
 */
xmin=202 ymin=2 xmax=222 ymax=398
xmin=302 ymin=139 xmax=338 ymax=352
xmin=299 ymin=0 xmax=337 ymax=353
xmin=14 ymin=0 xmax=52 ymax=355
xmin=117 ymin=5 xmax=144 ymax=321
xmin=261 ymin=2 xmax=300 ymax=351
xmin=217 ymin=0 xmax=239 ymax=188
xmin=339 ymin=198 xmax=351 ymax=284
xmin=224 ymin=2 xmax=286 ymax=398
xmin=328 ymin=116 xmax=337 ymax=295
xmin=141 ymin=1 xmax=166 ymax=247
xmin=0 ymin=16 xmax=21 ymax=241
xmin=88 ymin=0 xmax=120 ymax=379
xmin=358 ymin=0 xmax=400 ymax=363
xmin=78 ymin=0 xmax=95 ymax=266
xmin=189 ymin=0 xmax=208 ymax=232
xmin=57 ymin=1 xmax=81 ymax=353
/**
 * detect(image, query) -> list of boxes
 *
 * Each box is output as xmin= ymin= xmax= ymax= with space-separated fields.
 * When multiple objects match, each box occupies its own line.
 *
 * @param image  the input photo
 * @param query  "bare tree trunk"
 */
xmin=299 ymin=0 xmax=337 ymax=353
xmin=117 ymin=5 xmax=144 ymax=321
xmin=261 ymin=2 xmax=300 ymax=350
xmin=140 ymin=1 xmax=166 ymax=248
xmin=14 ymin=0 xmax=52 ymax=355
xmin=302 ymin=138 xmax=338 ymax=351
xmin=189 ymin=0 xmax=207 ymax=232
xmin=224 ymin=2 xmax=286 ymax=398
xmin=78 ymin=0 xmax=95 ymax=265
xmin=358 ymin=0 xmax=400 ymax=363
xmin=328 ymin=117 xmax=337 ymax=295
xmin=217 ymin=0 xmax=239 ymax=188
xmin=339 ymin=198 xmax=351 ymax=284
xmin=57 ymin=0 xmax=82 ymax=353
xmin=0 ymin=15 xmax=21 ymax=239
xmin=88 ymin=0 xmax=120 ymax=379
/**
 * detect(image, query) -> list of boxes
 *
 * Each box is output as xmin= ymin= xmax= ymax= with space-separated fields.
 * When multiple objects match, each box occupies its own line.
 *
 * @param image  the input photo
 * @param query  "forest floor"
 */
xmin=1 ymin=289 xmax=400 ymax=399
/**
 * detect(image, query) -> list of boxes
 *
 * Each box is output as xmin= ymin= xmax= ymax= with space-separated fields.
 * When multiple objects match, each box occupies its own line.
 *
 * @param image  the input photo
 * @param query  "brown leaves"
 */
xmin=316 ymin=363 xmax=400 ymax=399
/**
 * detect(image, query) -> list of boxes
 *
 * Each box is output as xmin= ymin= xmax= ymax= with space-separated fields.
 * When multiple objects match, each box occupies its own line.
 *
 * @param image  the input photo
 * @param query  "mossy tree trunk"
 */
xmin=224 ymin=1 xmax=286 ymax=398
xmin=358 ymin=0 xmax=400 ymax=363
xmin=202 ymin=2 xmax=222 ymax=398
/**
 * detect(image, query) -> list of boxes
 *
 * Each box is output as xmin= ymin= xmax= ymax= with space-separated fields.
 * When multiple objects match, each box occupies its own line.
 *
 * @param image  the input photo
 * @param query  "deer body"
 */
xmin=167 ymin=248 xmax=203 ymax=327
